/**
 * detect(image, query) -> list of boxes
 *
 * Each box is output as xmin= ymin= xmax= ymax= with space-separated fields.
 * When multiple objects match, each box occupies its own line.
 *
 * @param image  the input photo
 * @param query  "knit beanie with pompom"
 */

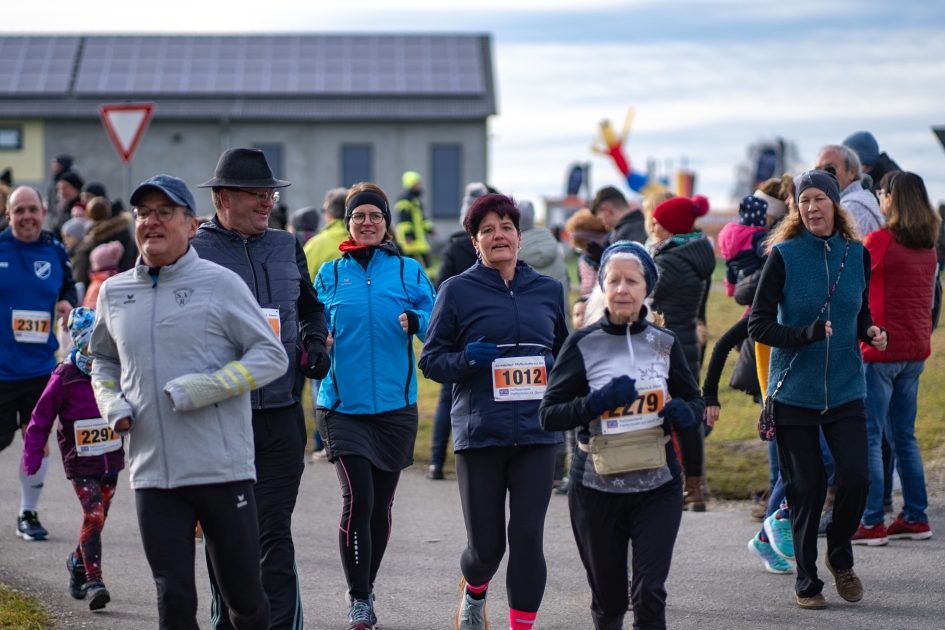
xmin=652 ymin=195 xmax=710 ymax=235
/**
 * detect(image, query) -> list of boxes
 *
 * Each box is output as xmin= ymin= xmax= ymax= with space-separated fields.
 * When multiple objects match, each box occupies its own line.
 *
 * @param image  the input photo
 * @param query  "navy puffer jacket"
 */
xmin=419 ymin=260 xmax=569 ymax=451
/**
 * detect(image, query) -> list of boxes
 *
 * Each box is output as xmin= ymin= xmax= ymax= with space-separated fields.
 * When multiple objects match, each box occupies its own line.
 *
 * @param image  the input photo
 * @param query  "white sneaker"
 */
xmin=455 ymin=578 xmax=488 ymax=630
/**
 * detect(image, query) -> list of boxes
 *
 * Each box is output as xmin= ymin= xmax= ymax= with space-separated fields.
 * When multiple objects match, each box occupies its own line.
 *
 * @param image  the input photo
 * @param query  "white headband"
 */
xmin=753 ymin=190 xmax=787 ymax=218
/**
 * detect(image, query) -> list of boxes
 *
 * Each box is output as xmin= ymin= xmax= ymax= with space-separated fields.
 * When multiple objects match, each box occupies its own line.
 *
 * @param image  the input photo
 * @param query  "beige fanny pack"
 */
xmin=578 ymin=428 xmax=671 ymax=475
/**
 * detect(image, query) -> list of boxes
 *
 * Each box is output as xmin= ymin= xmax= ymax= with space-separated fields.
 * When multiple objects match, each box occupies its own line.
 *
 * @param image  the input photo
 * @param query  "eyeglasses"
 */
xmin=229 ymin=188 xmax=281 ymax=204
xmin=349 ymin=212 xmax=386 ymax=225
xmin=133 ymin=205 xmax=188 ymax=223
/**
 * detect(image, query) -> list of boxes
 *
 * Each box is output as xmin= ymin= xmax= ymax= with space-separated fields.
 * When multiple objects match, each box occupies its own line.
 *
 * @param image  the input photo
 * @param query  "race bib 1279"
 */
xmin=600 ymin=379 xmax=666 ymax=435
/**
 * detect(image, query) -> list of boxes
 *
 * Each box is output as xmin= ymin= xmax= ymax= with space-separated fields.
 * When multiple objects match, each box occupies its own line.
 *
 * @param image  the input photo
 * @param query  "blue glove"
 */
xmin=658 ymin=398 xmax=697 ymax=429
xmin=466 ymin=336 xmax=500 ymax=367
xmin=587 ymin=376 xmax=637 ymax=417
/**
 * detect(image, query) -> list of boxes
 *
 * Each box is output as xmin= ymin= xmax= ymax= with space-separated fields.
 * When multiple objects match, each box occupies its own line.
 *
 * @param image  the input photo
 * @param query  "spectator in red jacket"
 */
xmin=853 ymin=171 xmax=939 ymax=546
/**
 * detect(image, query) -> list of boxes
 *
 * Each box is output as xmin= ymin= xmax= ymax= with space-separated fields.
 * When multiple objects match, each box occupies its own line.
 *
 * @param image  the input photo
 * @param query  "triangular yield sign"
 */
xmin=99 ymin=103 xmax=155 ymax=163
xmin=934 ymin=127 xmax=945 ymax=153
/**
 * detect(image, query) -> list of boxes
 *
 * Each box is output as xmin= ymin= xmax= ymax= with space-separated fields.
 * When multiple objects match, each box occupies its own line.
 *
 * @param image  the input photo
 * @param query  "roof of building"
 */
xmin=0 ymin=34 xmax=496 ymax=121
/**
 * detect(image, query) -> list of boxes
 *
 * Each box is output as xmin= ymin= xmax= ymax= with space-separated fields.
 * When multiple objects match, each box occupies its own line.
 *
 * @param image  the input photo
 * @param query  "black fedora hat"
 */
xmin=198 ymin=148 xmax=290 ymax=189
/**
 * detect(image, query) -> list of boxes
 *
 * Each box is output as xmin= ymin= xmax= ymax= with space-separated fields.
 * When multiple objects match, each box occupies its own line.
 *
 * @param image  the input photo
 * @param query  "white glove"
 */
xmin=164 ymin=373 xmax=230 ymax=412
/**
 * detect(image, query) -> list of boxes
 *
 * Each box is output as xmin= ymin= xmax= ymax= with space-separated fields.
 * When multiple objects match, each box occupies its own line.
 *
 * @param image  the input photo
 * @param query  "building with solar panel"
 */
xmin=0 ymin=34 xmax=495 ymax=230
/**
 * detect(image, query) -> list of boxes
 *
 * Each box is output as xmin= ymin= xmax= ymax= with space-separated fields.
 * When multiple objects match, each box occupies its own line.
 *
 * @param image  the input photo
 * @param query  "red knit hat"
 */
xmin=652 ymin=195 xmax=710 ymax=235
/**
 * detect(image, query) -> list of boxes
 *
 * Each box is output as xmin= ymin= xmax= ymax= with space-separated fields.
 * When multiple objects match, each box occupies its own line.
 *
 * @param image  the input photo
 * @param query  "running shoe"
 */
xmin=455 ymin=577 xmax=489 ymax=630
xmin=346 ymin=597 xmax=374 ymax=630
xmin=851 ymin=522 xmax=889 ymax=546
xmin=886 ymin=513 xmax=932 ymax=540
xmin=427 ymin=464 xmax=444 ymax=480
xmin=345 ymin=590 xmax=377 ymax=627
xmin=85 ymin=580 xmax=111 ymax=611
xmin=16 ymin=511 xmax=48 ymax=541
xmin=67 ymin=552 xmax=87 ymax=599
xmin=817 ymin=508 xmax=832 ymax=538
xmin=763 ymin=512 xmax=794 ymax=560
xmin=748 ymin=534 xmax=793 ymax=574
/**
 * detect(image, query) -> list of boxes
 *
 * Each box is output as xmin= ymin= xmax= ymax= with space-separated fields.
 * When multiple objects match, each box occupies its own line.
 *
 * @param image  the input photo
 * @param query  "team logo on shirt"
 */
xmin=237 ymin=494 xmax=248 ymax=508
xmin=34 ymin=261 xmax=51 ymax=279
xmin=174 ymin=288 xmax=194 ymax=307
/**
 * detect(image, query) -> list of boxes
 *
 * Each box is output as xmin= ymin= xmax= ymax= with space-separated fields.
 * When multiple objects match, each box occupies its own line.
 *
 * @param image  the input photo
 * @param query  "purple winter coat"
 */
xmin=23 ymin=360 xmax=125 ymax=478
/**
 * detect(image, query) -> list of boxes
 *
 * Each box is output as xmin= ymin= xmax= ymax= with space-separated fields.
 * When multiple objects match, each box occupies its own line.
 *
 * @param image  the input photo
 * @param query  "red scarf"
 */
xmin=338 ymin=238 xmax=368 ymax=253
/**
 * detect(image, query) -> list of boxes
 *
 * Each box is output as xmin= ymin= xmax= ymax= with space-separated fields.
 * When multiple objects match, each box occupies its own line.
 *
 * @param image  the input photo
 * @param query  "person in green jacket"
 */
xmin=395 ymin=171 xmax=434 ymax=267
xmin=303 ymin=187 xmax=349 ymax=281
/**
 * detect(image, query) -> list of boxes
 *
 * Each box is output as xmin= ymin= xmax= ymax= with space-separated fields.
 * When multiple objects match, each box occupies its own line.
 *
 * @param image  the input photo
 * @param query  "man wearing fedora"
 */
xmin=192 ymin=148 xmax=330 ymax=630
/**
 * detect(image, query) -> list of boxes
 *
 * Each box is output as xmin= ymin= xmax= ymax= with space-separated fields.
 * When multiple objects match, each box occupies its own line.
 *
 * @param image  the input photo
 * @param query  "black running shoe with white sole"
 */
xmin=16 ymin=511 xmax=48 ymax=541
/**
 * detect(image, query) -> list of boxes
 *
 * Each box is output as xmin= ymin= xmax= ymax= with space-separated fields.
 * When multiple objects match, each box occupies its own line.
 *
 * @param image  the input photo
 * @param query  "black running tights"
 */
xmin=333 ymin=455 xmax=401 ymax=600
xmin=455 ymin=444 xmax=556 ymax=613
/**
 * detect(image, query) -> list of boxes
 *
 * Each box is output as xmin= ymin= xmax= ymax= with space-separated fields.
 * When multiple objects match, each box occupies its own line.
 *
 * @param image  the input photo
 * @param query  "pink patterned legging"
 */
xmin=71 ymin=475 xmax=118 ymax=583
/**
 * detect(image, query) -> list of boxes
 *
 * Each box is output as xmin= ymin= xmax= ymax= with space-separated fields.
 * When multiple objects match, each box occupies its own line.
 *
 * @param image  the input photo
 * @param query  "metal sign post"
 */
xmin=99 ymin=103 xmax=155 ymax=203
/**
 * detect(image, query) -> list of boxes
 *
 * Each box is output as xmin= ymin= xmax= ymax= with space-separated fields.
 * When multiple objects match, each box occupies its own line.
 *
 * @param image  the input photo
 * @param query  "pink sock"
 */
xmin=509 ymin=608 xmax=537 ymax=630
xmin=466 ymin=581 xmax=489 ymax=596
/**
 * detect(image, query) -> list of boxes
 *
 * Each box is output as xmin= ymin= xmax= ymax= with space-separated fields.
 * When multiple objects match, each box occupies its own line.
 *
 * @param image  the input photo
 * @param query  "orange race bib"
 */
xmin=601 ymin=380 xmax=666 ymax=435
xmin=261 ymin=307 xmax=281 ymax=338
xmin=12 ymin=310 xmax=51 ymax=344
xmin=74 ymin=418 xmax=122 ymax=457
xmin=492 ymin=356 xmax=547 ymax=402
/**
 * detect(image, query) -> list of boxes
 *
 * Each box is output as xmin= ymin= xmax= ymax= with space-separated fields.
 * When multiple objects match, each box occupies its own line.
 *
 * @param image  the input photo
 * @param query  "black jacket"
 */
xmin=71 ymin=213 xmax=138 ymax=286
xmin=435 ymin=230 xmax=477 ymax=289
xmin=192 ymin=217 xmax=328 ymax=409
xmin=650 ymin=235 xmax=716 ymax=381
xmin=607 ymin=209 xmax=647 ymax=246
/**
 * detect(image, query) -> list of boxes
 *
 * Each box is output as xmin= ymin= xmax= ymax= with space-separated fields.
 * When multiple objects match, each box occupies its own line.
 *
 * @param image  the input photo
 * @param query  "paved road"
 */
xmin=1 ymin=435 xmax=943 ymax=629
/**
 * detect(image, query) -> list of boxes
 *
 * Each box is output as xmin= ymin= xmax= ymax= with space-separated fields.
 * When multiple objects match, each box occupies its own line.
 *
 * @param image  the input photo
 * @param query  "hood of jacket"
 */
xmin=87 ymin=212 xmax=133 ymax=243
xmin=519 ymin=227 xmax=560 ymax=269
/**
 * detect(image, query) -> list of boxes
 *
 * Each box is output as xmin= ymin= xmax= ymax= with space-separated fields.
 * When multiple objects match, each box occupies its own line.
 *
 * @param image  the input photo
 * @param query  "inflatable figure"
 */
xmin=592 ymin=110 xmax=667 ymax=196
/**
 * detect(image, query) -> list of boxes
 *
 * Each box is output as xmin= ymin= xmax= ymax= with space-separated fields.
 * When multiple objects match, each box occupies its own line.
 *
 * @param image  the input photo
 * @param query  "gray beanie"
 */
xmin=794 ymin=170 xmax=841 ymax=206
xmin=517 ymin=200 xmax=536 ymax=231
xmin=61 ymin=218 xmax=89 ymax=241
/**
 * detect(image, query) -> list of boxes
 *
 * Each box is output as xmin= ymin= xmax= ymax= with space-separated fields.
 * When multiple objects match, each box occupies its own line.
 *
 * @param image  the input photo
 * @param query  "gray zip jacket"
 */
xmin=89 ymin=247 xmax=289 ymax=490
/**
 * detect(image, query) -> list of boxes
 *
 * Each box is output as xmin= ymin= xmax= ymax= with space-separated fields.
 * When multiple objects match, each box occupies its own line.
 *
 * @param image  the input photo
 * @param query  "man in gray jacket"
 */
xmin=90 ymin=175 xmax=288 ymax=630
xmin=193 ymin=148 xmax=329 ymax=630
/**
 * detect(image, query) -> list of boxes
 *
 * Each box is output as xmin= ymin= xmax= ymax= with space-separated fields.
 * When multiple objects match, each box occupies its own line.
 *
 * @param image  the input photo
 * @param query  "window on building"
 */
xmin=431 ymin=145 xmax=461 ymax=218
xmin=342 ymin=145 xmax=373 ymax=188
xmin=253 ymin=143 xmax=284 ymax=180
xmin=0 ymin=126 xmax=23 ymax=150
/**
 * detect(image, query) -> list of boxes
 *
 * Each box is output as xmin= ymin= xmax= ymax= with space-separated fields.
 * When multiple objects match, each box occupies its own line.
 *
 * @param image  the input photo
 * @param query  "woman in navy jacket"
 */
xmin=420 ymin=194 xmax=568 ymax=630
xmin=314 ymin=182 xmax=435 ymax=630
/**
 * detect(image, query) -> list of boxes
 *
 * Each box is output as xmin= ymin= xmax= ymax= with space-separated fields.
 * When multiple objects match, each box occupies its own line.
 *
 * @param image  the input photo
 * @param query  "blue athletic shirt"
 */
xmin=0 ymin=227 xmax=78 ymax=381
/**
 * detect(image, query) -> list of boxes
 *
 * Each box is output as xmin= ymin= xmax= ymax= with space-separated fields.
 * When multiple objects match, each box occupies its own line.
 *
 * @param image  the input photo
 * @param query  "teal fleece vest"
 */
xmin=768 ymin=230 xmax=866 ymax=410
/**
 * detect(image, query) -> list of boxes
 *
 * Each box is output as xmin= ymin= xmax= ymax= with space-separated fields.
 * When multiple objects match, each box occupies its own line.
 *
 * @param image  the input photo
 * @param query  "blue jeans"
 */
xmin=863 ymin=361 xmax=929 ymax=524
xmin=767 ymin=439 xmax=780 ymax=488
xmin=819 ymin=428 xmax=835 ymax=487
xmin=430 ymin=384 xmax=453 ymax=467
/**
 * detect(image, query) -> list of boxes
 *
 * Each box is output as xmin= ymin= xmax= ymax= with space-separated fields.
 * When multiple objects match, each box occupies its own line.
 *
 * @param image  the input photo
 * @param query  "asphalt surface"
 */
xmin=1 ymin=434 xmax=943 ymax=630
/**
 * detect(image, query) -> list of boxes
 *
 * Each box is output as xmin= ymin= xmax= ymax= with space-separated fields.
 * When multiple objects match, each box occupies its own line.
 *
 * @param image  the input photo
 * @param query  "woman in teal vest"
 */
xmin=748 ymin=170 xmax=888 ymax=611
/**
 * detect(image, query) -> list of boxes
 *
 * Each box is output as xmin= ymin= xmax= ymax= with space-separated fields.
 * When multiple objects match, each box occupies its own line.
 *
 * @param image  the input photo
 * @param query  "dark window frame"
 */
xmin=430 ymin=144 xmax=462 ymax=218
xmin=341 ymin=144 xmax=373 ymax=188
xmin=0 ymin=125 xmax=23 ymax=151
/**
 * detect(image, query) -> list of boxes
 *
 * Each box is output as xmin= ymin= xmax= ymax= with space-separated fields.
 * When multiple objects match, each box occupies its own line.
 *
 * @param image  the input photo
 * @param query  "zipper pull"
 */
xmin=824 ymin=241 xmax=831 ymax=252
xmin=510 ymin=290 xmax=514 ymax=298
xmin=367 ymin=278 xmax=371 ymax=285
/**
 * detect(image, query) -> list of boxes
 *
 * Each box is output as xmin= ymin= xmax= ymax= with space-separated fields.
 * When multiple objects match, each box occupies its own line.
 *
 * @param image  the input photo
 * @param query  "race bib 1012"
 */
xmin=492 ymin=356 xmax=547 ymax=402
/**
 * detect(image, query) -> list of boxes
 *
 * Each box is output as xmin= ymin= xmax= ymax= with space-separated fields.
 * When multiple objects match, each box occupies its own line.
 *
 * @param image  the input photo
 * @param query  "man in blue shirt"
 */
xmin=0 ymin=186 xmax=77 ymax=540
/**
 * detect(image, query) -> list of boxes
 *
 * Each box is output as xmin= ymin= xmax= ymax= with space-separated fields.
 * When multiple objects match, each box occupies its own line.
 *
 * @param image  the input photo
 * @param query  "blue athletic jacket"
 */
xmin=0 ymin=228 xmax=77 ymax=381
xmin=315 ymin=243 xmax=436 ymax=415
xmin=419 ymin=260 xmax=569 ymax=451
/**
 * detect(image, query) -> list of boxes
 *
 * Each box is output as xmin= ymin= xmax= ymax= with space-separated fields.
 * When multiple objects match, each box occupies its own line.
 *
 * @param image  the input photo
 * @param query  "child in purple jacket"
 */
xmin=22 ymin=307 xmax=124 ymax=611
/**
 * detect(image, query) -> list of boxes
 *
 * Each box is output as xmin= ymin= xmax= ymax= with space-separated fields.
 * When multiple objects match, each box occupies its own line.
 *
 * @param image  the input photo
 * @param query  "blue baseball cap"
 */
xmin=130 ymin=175 xmax=197 ymax=213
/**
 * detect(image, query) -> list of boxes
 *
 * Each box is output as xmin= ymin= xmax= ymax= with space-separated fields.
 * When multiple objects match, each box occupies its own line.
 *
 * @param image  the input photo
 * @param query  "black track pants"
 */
xmin=209 ymin=403 xmax=307 ymax=630
xmin=569 ymin=477 xmax=683 ymax=630
xmin=333 ymin=455 xmax=401 ymax=600
xmin=675 ymin=423 xmax=704 ymax=477
xmin=136 ymin=481 xmax=270 ymax=630
xmin=455 ymin=444 xmax=556 ymax=613
xmin=776 ymin=414 xmax=870 ymax=597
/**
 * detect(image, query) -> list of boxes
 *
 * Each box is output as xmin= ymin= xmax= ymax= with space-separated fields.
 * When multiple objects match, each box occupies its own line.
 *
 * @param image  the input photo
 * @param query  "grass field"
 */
xmin=304 ymin=259 xmax=945 ymax=499
xmin=0 ymin=583 xmax=51 ymax=630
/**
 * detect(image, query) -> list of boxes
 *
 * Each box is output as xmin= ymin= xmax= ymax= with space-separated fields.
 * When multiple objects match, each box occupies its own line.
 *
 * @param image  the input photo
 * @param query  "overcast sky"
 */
xmin=7 ymin=0 xmax=945 ymax=210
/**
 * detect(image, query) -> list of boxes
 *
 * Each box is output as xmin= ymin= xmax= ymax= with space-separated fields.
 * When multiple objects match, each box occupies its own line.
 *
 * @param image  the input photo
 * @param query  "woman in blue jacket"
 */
xmin=314 ymin=182 xmax=435 ymax=630
xmin=419 ymin=194 xmax=568 ymax=630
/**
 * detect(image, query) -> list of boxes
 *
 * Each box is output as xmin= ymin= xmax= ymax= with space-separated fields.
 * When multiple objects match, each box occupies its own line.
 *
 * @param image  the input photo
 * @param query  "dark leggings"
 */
xmin=71 ymin=475 xmax=118 ymax=583
xmin=455 ymin=444 xmax=556 ymax=613
xmin=333 ymin=456 xmax=401 ymax=600
xmin=675 ymin=423 xmax=704 ymax=477
xmin=776 ymin=414 xmax=870 ymax=597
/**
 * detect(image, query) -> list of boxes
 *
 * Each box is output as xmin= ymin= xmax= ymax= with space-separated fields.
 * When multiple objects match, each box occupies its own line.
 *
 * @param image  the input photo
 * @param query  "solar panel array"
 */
xmin=0 ymin=35 xmax=487 ymax=96
xmin=0 ymin=37 xmax=81 ymax=94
